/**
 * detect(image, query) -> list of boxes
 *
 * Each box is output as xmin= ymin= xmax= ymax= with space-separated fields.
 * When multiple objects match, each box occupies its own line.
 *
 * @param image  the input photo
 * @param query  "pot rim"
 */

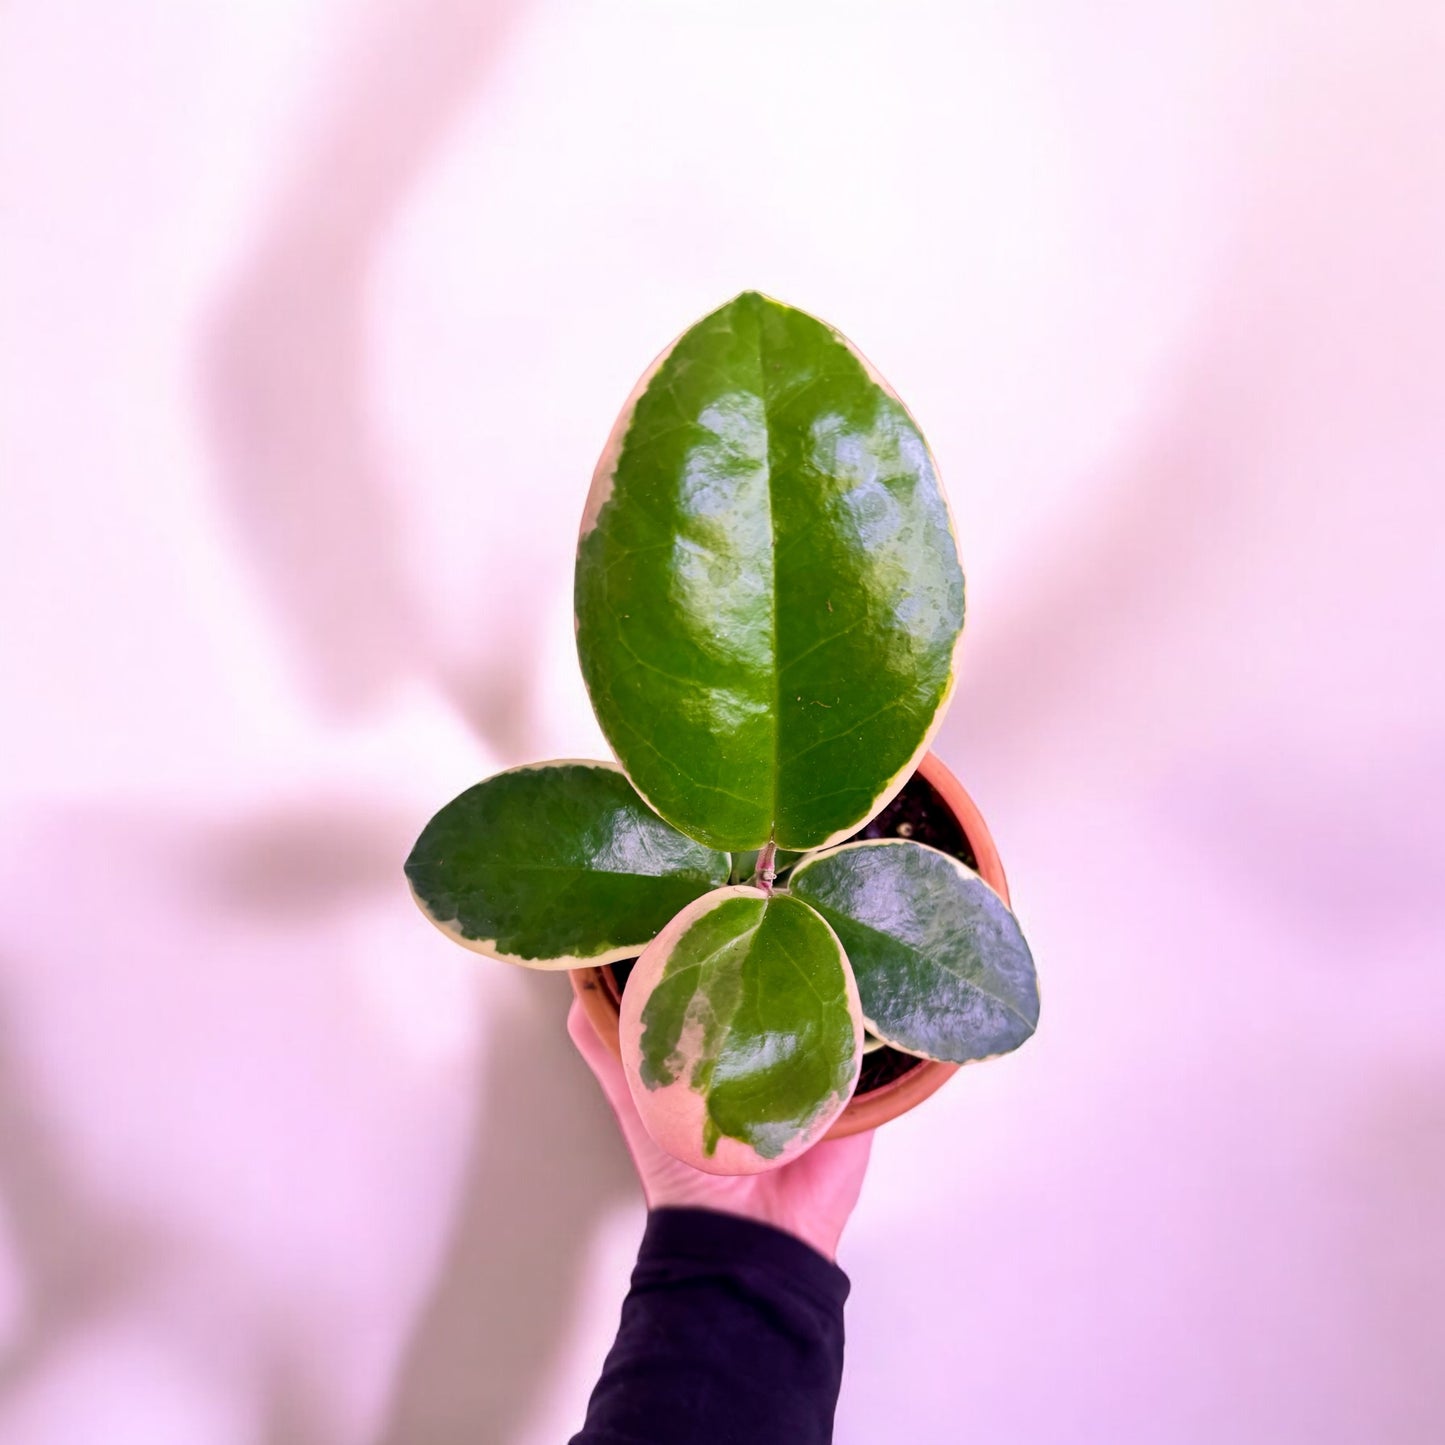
xmin=568 ymin=749 xmax=1010 ymax=1140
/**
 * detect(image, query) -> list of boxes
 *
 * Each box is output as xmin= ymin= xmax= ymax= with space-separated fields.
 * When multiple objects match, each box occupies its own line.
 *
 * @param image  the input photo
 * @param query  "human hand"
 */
xmin=568 ymin=1000 xmax=874 ymax=1260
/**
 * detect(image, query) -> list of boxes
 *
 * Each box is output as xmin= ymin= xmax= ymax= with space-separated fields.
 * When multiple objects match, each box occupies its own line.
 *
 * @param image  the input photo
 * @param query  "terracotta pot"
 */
xmin=569 ymin=750 xmax=1010 ymax=1140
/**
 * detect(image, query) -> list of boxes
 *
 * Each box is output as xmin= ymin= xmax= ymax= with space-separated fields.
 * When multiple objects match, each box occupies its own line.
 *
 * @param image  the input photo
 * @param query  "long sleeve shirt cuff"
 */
xmin=570 ymin=1206 xmax=850 ymax=1444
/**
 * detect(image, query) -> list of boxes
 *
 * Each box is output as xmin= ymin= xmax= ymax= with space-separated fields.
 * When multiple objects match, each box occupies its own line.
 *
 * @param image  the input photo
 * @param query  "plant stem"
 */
xmin=756 ymin=839 xmax=778 ymax=893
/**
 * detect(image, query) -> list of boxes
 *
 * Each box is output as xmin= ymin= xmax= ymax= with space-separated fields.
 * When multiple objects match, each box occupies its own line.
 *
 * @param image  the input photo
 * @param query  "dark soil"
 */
xmin=608 ymin=768 xmax=973 ymax=1097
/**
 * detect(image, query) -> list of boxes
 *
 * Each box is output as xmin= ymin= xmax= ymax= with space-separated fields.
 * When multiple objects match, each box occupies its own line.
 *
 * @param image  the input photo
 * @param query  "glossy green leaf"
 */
xmin=576 ymin=291 xmax=965 ymax=853
xmin=404 ymin=761 xmax=730 ymax=969
xmin=788 ymin=839 xmax=1038 ymax=1062
xmin=619 ymin=887 xmax=862 ymax=1173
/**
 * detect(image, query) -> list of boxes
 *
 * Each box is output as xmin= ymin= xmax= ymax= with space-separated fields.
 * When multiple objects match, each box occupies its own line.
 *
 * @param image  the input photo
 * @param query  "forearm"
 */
xmin=571 ymin=1207 xmax=850 ymax=1445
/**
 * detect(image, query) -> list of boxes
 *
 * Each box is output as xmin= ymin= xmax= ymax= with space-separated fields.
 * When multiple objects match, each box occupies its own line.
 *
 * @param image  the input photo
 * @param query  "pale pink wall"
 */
xmin=1 ymin=2 xmax=1442 ymax=1442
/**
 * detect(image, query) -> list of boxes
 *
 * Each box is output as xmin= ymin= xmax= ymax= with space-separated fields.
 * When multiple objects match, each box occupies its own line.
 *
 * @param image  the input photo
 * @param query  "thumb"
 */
xmin=567 ymin=999 xmax=662 ymax=1168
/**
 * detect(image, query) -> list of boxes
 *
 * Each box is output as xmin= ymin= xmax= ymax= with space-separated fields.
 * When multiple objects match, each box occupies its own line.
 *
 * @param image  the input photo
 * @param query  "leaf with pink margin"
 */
xmin=619 ymin=886 xmax=862 ymax=1174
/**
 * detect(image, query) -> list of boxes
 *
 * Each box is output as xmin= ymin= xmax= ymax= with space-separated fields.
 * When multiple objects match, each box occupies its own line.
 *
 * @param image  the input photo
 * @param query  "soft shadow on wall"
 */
xmin=375 ymin=972 xmax=634 ymax=1445
xmin=930 ymin=26 xmax=1445 ymax=1431
xmin=199 ymin=0 xmax=540 ymax=760
xmin=197 ymin=0 xmax=642 ymax=1437
xmin=196 ymin=813 xmax=638 ymax=1440
xmin=0 ymin=797 xmax=634 ymax=1445
xmin=0 ymin=1007 xmax=168 ymax=1417
xmin=2 ymin=2 xmax=635 ymax=1443
xmin=196 ymin=0 xmax=644 ymax=1433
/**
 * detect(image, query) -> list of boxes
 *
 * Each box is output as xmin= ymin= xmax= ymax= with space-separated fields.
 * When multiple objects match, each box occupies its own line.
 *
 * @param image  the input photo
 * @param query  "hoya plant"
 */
xmin=405 ymin=292 xmax=1038 ymax=1175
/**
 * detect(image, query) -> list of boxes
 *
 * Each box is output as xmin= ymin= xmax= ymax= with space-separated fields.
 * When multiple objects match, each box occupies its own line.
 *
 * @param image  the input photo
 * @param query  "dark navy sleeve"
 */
xmin=569 ymin=1207 xmax=851 ymax=1445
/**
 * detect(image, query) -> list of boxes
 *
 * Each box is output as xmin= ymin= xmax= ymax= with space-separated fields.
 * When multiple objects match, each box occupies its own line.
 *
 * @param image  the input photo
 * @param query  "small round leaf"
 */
xmin=789 ymin=839 xmax=1038 ymax=1062
xmin=620 ymin=887 xmax=863 ymax=1173
xmin=405 ymin=761 xmax=730 ymax=968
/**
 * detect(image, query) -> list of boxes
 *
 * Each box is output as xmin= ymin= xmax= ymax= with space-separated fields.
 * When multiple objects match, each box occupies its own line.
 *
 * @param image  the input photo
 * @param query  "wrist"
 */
xmin=642 ymin=1207 xmax=851 ymax=1296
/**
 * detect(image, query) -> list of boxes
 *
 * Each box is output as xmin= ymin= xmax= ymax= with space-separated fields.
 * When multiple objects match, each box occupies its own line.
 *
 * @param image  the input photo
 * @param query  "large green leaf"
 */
xmin=788 ymin=839 xmax=1038 ymax=1062
xmin=405 ymin=761 xmax=730 ymax=968
xmin=576 ymin=291 xmax=965 ymax=853
xmin=619 ymin=886 xmax=862 ymax=1173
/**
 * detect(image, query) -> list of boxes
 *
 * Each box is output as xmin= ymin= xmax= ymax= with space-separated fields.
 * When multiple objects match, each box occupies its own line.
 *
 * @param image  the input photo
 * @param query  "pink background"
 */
xmin=2 ymin=2 xmax=1442 ymax=1441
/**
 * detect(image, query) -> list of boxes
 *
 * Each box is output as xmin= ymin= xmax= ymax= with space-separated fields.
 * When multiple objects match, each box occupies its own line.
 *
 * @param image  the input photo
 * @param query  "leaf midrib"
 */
xmin=444 ymin=860 xmax=724 ymax=880
xmin=659 ymin=918 xmax=764 ymax=991
xmin=743 ymin=295 xmax=782 ymax=846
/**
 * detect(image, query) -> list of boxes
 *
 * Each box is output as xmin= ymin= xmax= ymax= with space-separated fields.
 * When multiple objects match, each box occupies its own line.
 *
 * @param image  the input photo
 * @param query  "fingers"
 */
xmin=566 ymin=996 xmax=607 ymax=1066
xmin=784 ymin=1129 xmax=875 ymax=1258
xmin=567 ymin=997 xmax=875 ymax=1228
xmin=568 ymin=1000 xmax=651 ymax=1136
xmin=836 ymin=1130 xmax=875 ymax=1204
xmin=823 ymin=1128 xmax=875 ymax=1173
xmin=567 ymin=999 xmax=630 ymax=1102
xmin=792 ymin=1128 xmax=875 ymax=1220
xmin=797 ymin=1127 xmax=874 ymax=1189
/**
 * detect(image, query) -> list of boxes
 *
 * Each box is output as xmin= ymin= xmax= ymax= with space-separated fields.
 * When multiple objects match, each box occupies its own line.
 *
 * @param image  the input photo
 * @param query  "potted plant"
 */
xmin=405 ymin=292 xmax=1039 ymax=1175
